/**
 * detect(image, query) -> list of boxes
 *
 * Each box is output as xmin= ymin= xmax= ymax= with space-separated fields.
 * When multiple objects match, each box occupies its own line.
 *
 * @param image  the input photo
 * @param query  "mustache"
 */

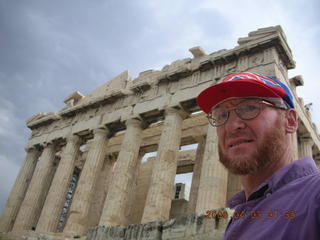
xmin=225 ymin=130 xmax=255 ymax=140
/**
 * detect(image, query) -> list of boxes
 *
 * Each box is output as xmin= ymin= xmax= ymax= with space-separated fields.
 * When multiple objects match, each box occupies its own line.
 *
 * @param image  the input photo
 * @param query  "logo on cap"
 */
xmin=225 ymin=72 xmax=282 ymax=89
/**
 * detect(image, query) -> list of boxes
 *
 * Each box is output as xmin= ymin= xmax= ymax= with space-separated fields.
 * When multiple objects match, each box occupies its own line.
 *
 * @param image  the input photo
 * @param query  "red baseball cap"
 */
xmin=197 ymin=72 xmax=294 ymax=114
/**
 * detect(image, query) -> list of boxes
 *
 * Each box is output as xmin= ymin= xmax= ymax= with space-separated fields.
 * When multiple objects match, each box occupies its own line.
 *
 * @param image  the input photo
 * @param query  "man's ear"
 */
xmin=285 ymin=109 xmax=298 ymax=133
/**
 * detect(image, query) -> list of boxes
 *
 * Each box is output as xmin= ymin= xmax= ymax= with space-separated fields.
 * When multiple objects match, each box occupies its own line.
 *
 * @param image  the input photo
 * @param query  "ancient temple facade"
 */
xmin=1 ymin=26 xmax=319 ymax=240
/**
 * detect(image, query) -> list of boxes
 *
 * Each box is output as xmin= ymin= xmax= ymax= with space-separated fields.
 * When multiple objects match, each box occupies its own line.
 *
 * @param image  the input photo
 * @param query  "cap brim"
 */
xmin=197 ymin=80 xmax=282 ymax=114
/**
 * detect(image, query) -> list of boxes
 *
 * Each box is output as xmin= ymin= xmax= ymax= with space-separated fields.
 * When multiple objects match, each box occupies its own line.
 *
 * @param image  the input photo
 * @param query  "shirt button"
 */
xmin=266 ymin=193 xmax=272 ymax=197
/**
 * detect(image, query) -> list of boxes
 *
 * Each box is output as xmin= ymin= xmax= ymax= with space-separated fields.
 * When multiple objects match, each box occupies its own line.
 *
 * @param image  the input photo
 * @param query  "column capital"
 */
xmin=125 ymin=118 xmax=143 ymax=128
xmin=164 ymin=107 xmax=188 ymax=120
xmin=300 ymin=135 xmax=314 ymax=145
xmin=42 ymin=141 xmax=55 ymax=148
xmin=65 ymin=133 xmax=81 ymax=143
xmin=24 ymin=146 xmax=38 ymax=153
xmin=93 ymin=126 xmax=110 ymax=136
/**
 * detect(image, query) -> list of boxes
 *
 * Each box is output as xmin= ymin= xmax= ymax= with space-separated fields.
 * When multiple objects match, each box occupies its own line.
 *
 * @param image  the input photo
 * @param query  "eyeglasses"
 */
xmin=207 ymin=99 xmax=287 ymax=127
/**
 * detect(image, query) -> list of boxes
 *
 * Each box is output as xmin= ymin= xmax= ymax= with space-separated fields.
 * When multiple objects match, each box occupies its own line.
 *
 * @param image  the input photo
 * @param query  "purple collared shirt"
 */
xmin=223 ymin=156 xmax=320 ymax=240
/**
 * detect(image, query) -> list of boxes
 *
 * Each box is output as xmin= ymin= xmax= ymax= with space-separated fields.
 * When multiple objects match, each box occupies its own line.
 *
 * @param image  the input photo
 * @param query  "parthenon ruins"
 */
xmin=1 ymin=26 xmax=319 ymax=240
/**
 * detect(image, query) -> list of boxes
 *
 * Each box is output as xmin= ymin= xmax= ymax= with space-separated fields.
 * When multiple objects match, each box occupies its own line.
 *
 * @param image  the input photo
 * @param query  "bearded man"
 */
xmin=197 ymin=72 xmax=320 ymax=239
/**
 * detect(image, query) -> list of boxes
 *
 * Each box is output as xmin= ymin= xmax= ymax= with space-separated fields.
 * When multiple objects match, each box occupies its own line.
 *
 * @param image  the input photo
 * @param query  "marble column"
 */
xmin=63 ymin=127 xmax=109 ymax=235
xmin=187 ymin=136 xmax=206 ymax=214
xmin=126 ymin=152 xmax=145 ymax=224
xmin=141 ymin=108 xmax=186 ymax=223
xmin=36 ymin=134 xmax=81 ymax=233
xmin=316 ymin=159 xmax=320 ymax=169
xmin=13 ymin=143 xmax=56 ymax=231
xmin=291 ymin=132 xmax=299 ymax=161
xmin=195 ymin=124 xmax=228 ymax=214
xmin=0 ymin=147 xmax=40 ymax=232
xmin=99 ymin=119 xmax=143 ymax=227
xmin=299 ymin=136 xmax=314 ymax=158
xmin=87 ymin=154 xmax=116 ymax=229
xmin=130 ymin=156 xmax=156 ymax=224
xmin=290 ymin=99 xmax=299 ymax=161
xmin=226 ymin=172 xmax=242 ymax=203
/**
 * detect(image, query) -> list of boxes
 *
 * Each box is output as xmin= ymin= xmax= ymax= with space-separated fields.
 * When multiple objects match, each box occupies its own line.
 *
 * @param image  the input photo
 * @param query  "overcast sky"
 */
xmin=0 ymin=0 xmax=319 ymax=214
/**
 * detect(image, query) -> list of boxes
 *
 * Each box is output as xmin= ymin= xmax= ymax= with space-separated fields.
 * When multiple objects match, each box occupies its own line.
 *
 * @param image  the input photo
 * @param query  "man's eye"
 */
xmin=240 ymin=104 xmax=259 ymax=112
xmin=217 ymin=111 xmax=228 ymax=120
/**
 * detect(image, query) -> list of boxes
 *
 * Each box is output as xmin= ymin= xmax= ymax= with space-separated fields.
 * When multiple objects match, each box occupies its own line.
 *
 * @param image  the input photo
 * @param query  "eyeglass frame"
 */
xmin=207 ymin=98 xmax=288 ymax=127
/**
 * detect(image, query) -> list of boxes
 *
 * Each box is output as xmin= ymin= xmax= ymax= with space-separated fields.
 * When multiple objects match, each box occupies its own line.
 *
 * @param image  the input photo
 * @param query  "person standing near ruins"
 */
xmin=197 ymin=72 xmax=320 ymax=239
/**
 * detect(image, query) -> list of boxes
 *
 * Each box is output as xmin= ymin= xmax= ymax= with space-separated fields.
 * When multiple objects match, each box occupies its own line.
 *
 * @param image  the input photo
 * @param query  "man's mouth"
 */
xmin=229 ymin=140 xmax=254 ymax=148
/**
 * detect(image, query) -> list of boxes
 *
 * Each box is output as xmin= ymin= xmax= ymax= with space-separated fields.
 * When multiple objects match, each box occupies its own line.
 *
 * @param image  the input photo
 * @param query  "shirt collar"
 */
xmin=227 ymin=156 xmax=319 ymax=208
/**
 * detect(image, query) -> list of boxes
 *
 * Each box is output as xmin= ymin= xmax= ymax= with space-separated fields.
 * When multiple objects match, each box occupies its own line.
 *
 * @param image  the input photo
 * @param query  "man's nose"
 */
xmin=225 ymin=110 xmax=246 ymax=130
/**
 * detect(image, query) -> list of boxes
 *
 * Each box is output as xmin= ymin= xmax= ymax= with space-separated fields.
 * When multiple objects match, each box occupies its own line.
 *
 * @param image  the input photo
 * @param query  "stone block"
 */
xmin=126 ymin=222 xmax=162 ymax=240
xmin=87 ymin=226 xmax=126 ymax=240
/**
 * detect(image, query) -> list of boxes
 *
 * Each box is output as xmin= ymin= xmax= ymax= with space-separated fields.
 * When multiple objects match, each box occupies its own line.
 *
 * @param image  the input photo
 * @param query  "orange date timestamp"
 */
xmin=204 ymin=210 xmax=229 ymax=219
xmin=204 ymin=210 xmax=297 ymax=219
